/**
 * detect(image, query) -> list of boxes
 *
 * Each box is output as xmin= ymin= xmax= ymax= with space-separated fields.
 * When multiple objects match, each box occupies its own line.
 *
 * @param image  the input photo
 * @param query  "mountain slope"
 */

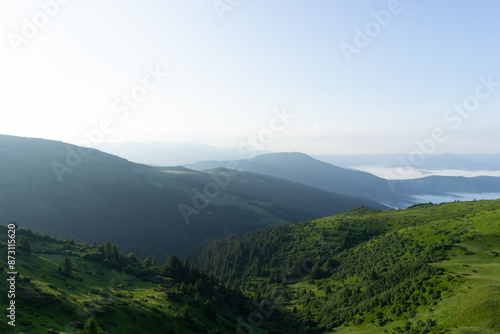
xmin=99 ymin=141 xmax=269 ymax=166
xmin=195 ymin=199 xmax=500 ymax=333
xmin=0 ymin=135 xmax=385 ymax=261
xmin=315 ymin=153 xmax=500 ymax=171
xmin=186 ymin=152 xmax=414 ymax=206
xmin=398 ymin=175 xmax=500 ymax=194
xmin=0 ymin=224 xmax=295 ymax=333
xmin=187 ymin=152 xmax=500 ymax=208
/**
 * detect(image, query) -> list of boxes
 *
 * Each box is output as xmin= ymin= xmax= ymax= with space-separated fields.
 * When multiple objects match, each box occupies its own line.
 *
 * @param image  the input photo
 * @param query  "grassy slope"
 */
xmin=196 ymin=199 xmax=500 ymax=334
xmin=0 ymin=226 xmax=263 ymax=334
xmin=317 ymin=200 xmax=500 ymax=334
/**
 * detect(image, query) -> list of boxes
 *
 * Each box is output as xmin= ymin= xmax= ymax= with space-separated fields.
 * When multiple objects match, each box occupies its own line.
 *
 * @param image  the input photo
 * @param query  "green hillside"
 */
xmin=0 ymin=224 xmax=301 ymax=333
xmin=0 ymin=135 xmax=385 ymax=262
xmin=2 ymin=200 xmax=499 ymax=333
xmin=195 ymin=199 xmax=500 ymax=333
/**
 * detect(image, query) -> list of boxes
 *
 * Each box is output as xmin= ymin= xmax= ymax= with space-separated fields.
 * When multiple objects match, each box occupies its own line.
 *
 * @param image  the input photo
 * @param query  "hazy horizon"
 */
xmin=2 ymin=1 xmax=500 ymax=156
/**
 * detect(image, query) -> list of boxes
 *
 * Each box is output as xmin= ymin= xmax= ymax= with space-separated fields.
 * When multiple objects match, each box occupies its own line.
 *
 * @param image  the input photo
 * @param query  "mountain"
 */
xmin=186 ymin=152 xmax=413 ymax=207
xmin=97 ymin=143 xmax=500 ymax=172
xmin=315 ymin=153 xmax=500 ymax=171
xmin=4 ymin=198 xmax=500 ymax=333
xmin=397 ymin=175 xmax=500 ymax=195
xmin=195 ymin=199 xmax=500 ymax=333
xmin=99 ymin=141 xmax=268 ymax=166
xmin=186 ymin=152 xmax=500 ymax=208
xmin=0 ymin=135 xmax=385 ymax=262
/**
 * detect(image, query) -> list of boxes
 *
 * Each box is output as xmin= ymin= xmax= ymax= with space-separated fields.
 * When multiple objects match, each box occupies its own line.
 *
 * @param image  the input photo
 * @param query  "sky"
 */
xmin=1 ymin=0 xmax=500 ymax=155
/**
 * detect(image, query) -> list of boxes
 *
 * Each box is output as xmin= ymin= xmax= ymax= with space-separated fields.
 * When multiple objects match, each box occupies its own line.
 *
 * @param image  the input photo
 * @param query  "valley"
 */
xmin=1 ymin=135 xmax=500 ymax=333
xmin=0 ymin=135 xmax=386 ymax=262
xmin=3 ymin=2 xmax=500 ymax=332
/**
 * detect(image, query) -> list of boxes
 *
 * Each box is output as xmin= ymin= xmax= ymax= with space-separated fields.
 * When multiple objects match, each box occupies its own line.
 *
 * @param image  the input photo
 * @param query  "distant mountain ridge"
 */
xmin=99 ymin=141 xmax=268 ymax=166
xmin=186 ymin=152 xmax=500 ymax=207
xmin=0 ymin=135 xmax=385 ymax=261
xmin=315 ymin=152 xmax=500 ymax=171
xmin=98 ymin=141 xmax=500 ymax=172
xmin=185 ymin=152 xmax=411 ymax=206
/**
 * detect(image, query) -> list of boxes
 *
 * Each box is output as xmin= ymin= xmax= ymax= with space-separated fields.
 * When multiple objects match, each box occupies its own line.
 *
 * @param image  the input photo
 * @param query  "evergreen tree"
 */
xmin=18 ymin=236 xmax=31 ymax=253
xmin=103 ymin=241 xmax=112 ymax=260
xmin=254 ymin=287 xmax=262 ymax=302
xmin=164 ymin=255 xmax=183 ymax=281
xmin=60 ymin=254 xmax=72 ymax=276
xmin=142 ymin=256 xmax=152 ymax=267
xmin=189 ymin=264 xmax=199 ymax=283
xmin=127 ymin=253 xmax=138 ymax=262
xmin=111 ymin=244 xmax=119 ymax=262
xmin=202 ymin=299 xmax=217 ymax=322
xmin=182 ymin=258 xmax=190 ymax=282
xmin=178 ymin=304 xmax=190 ymax=320
xmin=82 ymin=317 xmax=99 ymax=334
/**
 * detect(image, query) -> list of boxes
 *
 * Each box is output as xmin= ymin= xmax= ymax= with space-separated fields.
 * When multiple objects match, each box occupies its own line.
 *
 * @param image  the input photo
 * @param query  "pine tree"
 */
xmin=103 ymin=241 xmax=112 ymax=260
xmin=142 ymin=256 xmax=152 ymax=267
xmin=60 ymin=254 xmax=72 ymax=276
xmin=182 ymin=258 xmax=189 ymax=282
xmin=164 ymin=255 xmax=183 ymax=281
xmin=254 ymin=287 xmax=262 ymax=302
xmin=202 ymin=299 xmax=217 ymax=322
xmin=111 ymin=245 xmax=119 ymax=262
xmin=18 ymin=236 xmax=31 ymax=254
xmin=82 ymin=317 xmax=99 ymax=334
xmin=189 ymin=264 xmax=198 ymax=284
xmin=195 ymin=278 xmax=206 ymax=294
xmin=127 ymin=253 xmax=137 ymax=262
xmin=177 ymin=304 xmax=190 ymax=320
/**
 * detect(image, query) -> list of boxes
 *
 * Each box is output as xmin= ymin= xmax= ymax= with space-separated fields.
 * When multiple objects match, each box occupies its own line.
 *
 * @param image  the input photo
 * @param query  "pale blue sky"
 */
xmin=1 ymin=0 xmax=499 ymax=154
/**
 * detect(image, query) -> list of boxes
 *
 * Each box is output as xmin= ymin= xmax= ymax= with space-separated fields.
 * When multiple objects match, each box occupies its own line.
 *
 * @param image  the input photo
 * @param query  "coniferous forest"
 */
xmin=2 ymin=199 xmax=500 ymax=333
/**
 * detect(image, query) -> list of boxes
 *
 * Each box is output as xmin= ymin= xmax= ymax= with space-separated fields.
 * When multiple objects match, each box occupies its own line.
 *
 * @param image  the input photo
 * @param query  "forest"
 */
xmin=1 ymin=199 xmax=499 ymax=333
